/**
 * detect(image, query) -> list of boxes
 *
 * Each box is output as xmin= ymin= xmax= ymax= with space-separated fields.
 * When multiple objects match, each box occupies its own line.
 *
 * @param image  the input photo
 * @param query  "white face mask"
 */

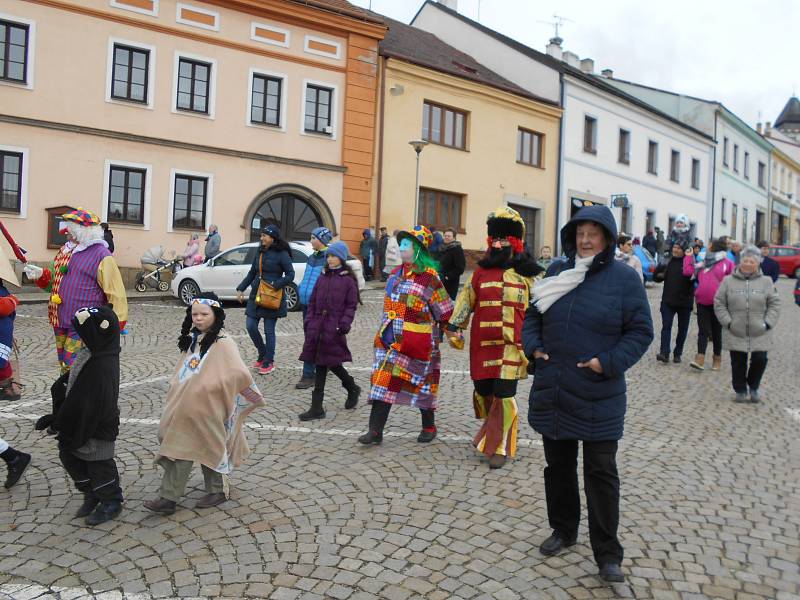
xmin=399 ymin=238 xmax=417 ymax=264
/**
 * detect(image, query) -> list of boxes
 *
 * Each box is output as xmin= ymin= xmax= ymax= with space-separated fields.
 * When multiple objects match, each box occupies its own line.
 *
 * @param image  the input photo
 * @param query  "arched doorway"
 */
xmin=248 ymin=190 xmax=328 ymax=242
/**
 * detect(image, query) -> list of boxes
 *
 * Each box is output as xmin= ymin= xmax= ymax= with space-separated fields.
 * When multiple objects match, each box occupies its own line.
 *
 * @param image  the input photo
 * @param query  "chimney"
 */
xmin=438 ymin=0 xmax=458 ymax=10
xmin=580 ymin=58 xmax=595 ymax=74
xmin=546 ymin=36 xmax=563 ymax=60
xmin=601 ymin=68 xmax=613 ymax=78
xmin=756 ymin=122 xmax=762 ymax=134
xmin=562 ymin=51 xmax=580 ymax=68
xmin=766 ymin=121 xmax=772 ymax=133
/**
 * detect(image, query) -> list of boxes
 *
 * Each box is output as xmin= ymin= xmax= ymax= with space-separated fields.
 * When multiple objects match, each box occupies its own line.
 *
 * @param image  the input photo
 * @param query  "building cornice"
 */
xmin=0 ymin=113 xmax=346 ymax=173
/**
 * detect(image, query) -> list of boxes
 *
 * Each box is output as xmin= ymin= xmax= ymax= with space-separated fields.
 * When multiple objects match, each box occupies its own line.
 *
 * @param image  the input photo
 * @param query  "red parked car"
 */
xmin=768 ymin=245 xmax=800 ymax=278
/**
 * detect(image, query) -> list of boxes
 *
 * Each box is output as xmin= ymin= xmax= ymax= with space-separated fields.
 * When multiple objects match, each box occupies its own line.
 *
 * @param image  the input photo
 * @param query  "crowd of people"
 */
xmin=0 ymin=202 xmax=796 ymax=585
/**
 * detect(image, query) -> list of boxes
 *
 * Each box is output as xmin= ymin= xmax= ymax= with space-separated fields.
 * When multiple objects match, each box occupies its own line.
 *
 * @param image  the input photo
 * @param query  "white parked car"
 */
xmin=171 ymin=241 xmax=365 ymax=310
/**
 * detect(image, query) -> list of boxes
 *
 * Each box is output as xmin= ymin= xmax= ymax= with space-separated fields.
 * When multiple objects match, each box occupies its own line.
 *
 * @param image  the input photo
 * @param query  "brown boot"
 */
xmin=143 ymin=497 xmax=176 ymax=515
xmin=196 ymin=493 xmax=226 ymax=508
xmin=711 ymin=355 xmax=722 ymax=371
xmin=689 ymin=354 xmax=705 ymax=370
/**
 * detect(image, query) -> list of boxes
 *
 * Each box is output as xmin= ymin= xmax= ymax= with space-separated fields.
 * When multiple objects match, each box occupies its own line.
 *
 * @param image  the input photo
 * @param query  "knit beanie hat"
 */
xmin=311 ymin=226 xmax=333 ymax=245
xmin=327 ymin=241 xmax=349 ymax=263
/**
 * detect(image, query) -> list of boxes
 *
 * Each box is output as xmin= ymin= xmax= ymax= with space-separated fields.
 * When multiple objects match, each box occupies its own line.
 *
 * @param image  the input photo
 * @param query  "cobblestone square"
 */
xmin=1 ymin=281 xmax=798 ymax=600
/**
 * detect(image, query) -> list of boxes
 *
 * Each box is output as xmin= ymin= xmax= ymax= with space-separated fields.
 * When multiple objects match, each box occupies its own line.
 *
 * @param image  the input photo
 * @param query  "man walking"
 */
xmin=756 ymin=241 xmax=779 ymax=282
xmin=359 ymin=229 xmax=378 ymax=281
xmin=377 ymin=226 xmax=390 ymax=282
xmin=437 ymin=228 xmax=466 ymax=301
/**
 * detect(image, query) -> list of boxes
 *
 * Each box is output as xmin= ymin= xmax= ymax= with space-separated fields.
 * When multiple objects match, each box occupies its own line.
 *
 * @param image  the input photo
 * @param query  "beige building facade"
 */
xmin=373 ymin=22 xmax=561 ymax=256
xmin=0 ymin=0 xmax=384 ymax=274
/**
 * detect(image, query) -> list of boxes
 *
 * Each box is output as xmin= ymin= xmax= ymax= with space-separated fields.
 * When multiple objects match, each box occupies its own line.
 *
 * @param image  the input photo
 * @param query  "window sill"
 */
xmin=670 ymin=178 xmax=680 ymax=184
xmin=0 ymin=78 xmax=32 ymax=91
xmin=172 ymin=107 xmax=215 ymax=120
xmin=108 ymin=220 xmax=147 ymax=230
xmin=107 ymin=97 xmax=153 ymax=110
xmin=647 ymin=170 xmax=658 ymax=176
xmin=0 ymin=208 xmax=22 ymax=217
xmin=301 ymin=130 xmax=336 ymax=141
xmin=516 ymin=161 xmax=544 ymax=170
xmin=248 ymin=120 xmax=286 ymax=133
xmin=583 ymin=148 xmax=597 ymax=155
xmin=618 ymin=159 xmax=630 ymax=166
xmin=171 ymin=225 xmax=207 ymax=232
xmin=424 ymin=140 xmax=469 ymax=152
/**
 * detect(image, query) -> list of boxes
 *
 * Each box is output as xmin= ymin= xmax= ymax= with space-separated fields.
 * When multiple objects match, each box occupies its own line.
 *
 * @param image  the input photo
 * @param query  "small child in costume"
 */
xmin=36 ymin=304 xmax=123 ymax=525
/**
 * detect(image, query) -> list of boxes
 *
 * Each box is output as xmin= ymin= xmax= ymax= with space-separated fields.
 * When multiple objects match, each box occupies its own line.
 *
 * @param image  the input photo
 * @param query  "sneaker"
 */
xmin=295 ymin=376 xmax=315 ymax=389
xmin=251 ymin=359 xmax=264 ymax=369
xmin=4 ymin=451 xmax=31 ymax=489
xmin=258 ymin=364 xmax=275 ymax=375
xmin=734 ymin=392 xmax=749 ymax=403
xmin=85 ymin=500 xmax=122 ymax=526
xmin=656 ymin=353 xmax=669 ymax=363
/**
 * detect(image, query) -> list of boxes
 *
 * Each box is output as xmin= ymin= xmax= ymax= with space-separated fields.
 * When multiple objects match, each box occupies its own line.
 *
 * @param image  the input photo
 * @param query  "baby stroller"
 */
xmin=135 ymin=246 xmax=182 ymax=292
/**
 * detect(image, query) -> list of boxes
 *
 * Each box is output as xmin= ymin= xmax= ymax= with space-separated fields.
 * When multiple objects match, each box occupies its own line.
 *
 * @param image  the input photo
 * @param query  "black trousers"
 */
xmin=696 ymin=303 xmax=722 ymax=356
xmin=659 ymin=302 xmax=692 ymax=356
xmin=542 ymin=437 xmax=623 ymax=566
xmin=368 ymin=400 xmax=434 ymax=434
xmin=730 ymin=351 xmax=768 ymax=393
xmin=314 ymin=364 xmax=353 ymax=396
xmin=473 ymin=378 xmax=518 ymax=399
xmin=59 ymin=448 xmax=123 ymax=502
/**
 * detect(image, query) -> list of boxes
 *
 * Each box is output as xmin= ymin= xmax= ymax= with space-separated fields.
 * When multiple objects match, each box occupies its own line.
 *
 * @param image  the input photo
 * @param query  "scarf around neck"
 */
xmin=532 ymin=255 xmax=595 ymax=313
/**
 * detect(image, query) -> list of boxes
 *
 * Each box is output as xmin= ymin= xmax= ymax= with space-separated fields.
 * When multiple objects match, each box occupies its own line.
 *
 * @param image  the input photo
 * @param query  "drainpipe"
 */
xmin=709 ymin=111 xmax=718 ymax=240
xmin=554 ymin=73 xmax=565 ymax=253
xmin=374 ymin=58 xmax=387 ymax=241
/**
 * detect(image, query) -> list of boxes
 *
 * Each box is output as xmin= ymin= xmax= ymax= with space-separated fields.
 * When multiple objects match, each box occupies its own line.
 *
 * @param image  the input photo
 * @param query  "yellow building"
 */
xmin=0 ymin=0 xmax=384 ymax=277
xmin=372 ymin=18 xmax=561 ymax=257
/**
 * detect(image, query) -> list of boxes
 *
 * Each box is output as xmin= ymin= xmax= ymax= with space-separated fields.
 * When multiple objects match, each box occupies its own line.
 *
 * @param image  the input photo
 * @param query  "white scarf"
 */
xmin=532 ymin=255 xmax=595 ymax=313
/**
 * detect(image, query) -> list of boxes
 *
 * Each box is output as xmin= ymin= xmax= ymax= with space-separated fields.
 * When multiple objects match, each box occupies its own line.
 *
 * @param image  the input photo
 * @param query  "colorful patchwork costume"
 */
xmin=361 ymin=225 xmax=453 ymax=444
xmin=448 ymin=206 xmax=542 ymax=468
xmin=28 ymin=208 xmax=127 ymax=372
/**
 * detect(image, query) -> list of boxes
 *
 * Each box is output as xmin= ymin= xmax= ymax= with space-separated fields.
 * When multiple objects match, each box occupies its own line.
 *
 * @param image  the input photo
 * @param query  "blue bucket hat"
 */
xmin=327 ymin=240 xmax=349 ymax=263
xmin=311 ymin=226 xmax=333 ymax=245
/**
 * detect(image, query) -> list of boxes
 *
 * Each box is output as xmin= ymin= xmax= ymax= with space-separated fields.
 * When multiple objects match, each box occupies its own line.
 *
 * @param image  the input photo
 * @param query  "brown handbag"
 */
xmin=256 ymin=255 xmax=283 ymax=310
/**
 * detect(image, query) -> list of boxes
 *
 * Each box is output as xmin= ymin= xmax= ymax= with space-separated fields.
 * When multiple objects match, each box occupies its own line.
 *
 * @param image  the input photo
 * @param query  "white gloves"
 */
xmin=23 ymin=264 xmax=43 ymax=280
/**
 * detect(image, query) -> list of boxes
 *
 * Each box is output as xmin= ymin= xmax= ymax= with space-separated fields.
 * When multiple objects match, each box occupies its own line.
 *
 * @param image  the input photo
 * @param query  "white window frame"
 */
xmin=168 ymin=168 xmax=214 ymax=233
xmin=102 ymin=159 xmax=152 ymax=230
xmin=175 ymin=2 xmax=219 ymax=32
xmin=0 ymin=143 xmax=29 ymax=219
xmin=105 ymin=37 xmax=156 ymax=110
xmin=300 ymin=78 xmax=338 ymax=140
xmin=303 ymin=34 xmax=342 ymax=59
xmin=250 ymin=21 xmax=290 ymax=48
xmin=246 ymin=67 xmax=288 ymax=132
xmin=109 ymin=0 xmax=159 ymax=17
xmin=171 ymin=50 xmax=217 ymax=120
xmin=0 ymin=12 xmax=36 ymax=91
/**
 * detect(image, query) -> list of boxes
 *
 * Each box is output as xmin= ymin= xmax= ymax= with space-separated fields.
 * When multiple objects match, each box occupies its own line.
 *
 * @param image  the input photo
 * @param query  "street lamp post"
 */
xmin=409 ymin=139 xmax=428 ymax=225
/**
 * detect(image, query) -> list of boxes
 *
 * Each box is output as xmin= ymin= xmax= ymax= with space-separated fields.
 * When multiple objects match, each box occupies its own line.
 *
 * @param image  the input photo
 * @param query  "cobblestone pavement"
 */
xmin=1 ymin=279 xmax=798 ymax=600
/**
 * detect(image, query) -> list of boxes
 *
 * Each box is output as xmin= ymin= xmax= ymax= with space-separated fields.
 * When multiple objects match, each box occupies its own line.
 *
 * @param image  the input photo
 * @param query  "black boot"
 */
xmin=358 ymin=430 xmax=383 ymax=445
xmin=299 ymin=390 xmax=326 ymax=421
xmin=342 ymin=375 xmax=361 ymax=410
xmin=85 ymin=500 xmax=122 ymax=526
xmin=74 ymin=494 xmax=100 ymax=519
xmin=3 ymin=450 xmax=31 ymax=489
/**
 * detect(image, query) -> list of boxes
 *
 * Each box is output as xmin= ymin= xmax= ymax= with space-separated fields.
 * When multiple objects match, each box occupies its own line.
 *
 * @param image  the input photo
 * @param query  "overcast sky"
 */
xmin=351 ymin=0 xmax=798 ymax=129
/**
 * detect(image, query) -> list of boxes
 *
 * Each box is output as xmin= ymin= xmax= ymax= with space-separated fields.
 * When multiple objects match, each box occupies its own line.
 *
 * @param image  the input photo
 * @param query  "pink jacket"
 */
xmin=695 ymin=254 xmax=734 ymax=305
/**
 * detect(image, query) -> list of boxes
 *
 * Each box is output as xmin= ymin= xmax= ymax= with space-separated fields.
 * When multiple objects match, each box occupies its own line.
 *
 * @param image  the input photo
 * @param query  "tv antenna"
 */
xmin=538 ymin=14 xmax=574 ymax=39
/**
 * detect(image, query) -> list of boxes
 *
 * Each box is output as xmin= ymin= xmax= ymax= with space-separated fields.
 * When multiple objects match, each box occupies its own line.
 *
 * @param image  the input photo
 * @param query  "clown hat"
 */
xmin=487 ymin=206 xmax=525 ymax=239
xmin=397 ymin=225 xmax=433 ymax=250
xmin=62 ymin=207 xmax=101 ymax=227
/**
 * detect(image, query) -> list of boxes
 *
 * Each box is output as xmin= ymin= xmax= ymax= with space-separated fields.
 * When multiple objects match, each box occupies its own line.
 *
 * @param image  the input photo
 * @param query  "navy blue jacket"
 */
xmin=523 ymin=205 xmax=654 ymax=441
xmin=237 ymin=245 xmax=295 ymax=319
xmin=761 ymin=256 xmax=780 ymax=283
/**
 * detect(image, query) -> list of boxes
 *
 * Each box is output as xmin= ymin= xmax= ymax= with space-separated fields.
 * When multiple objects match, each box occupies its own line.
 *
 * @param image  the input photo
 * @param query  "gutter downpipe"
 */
xmin=710 ymin=110 xmax=718 ymax=240
xmin=555 ymin=72 xmax=565 ymax=254
xmin=374 ymin=57 xmax=387 ymax=240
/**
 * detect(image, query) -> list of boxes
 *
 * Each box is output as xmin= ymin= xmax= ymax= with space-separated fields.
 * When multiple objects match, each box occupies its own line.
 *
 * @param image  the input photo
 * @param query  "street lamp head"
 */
xmin=409 ymin=139 xmax=428 ymax=154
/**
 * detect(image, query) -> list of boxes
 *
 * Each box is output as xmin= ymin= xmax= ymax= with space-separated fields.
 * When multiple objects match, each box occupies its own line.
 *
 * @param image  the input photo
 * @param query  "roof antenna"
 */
xmin=538 ymin=13 xmax=574 ymax=41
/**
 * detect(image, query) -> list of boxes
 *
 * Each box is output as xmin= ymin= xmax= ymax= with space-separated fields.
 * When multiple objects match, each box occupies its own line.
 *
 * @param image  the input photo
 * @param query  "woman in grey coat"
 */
xmin=713 ymin=245 xmax=780 ymax=403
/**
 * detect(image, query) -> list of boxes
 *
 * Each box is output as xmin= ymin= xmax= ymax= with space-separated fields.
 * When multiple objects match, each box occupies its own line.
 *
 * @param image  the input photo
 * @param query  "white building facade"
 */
xmin=412 ymin=1 xmax=715 ymax=248
xmin=602 ymin=81 xmax=773 ymax=245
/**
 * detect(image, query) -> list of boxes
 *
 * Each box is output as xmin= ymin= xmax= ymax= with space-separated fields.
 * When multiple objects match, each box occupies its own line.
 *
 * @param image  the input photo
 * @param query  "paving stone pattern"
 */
xmin=1 ymin=281 xmax=799 ymax=600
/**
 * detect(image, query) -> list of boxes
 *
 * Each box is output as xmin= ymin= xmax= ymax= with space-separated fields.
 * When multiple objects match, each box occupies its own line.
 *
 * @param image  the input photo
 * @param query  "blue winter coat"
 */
xmin=237 ymin=245 xmax=295 ymax=319
xmin=523 ymin=205 xmax=654 ymax=442
xmin=298 ymin=249 xmax=327 ymax=307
